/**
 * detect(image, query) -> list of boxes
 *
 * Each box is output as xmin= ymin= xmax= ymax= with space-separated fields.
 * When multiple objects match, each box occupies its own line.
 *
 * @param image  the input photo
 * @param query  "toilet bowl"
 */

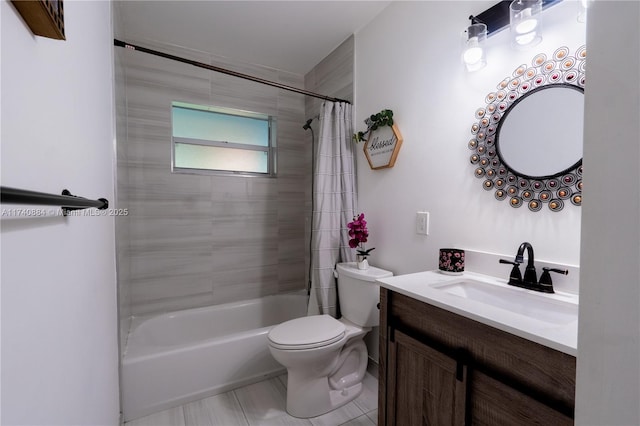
xmin=267 ymin=262 xmax=393 ymax=418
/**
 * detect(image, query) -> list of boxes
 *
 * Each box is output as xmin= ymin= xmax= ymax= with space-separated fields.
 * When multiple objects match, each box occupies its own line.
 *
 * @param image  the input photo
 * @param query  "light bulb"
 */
xmin=510 ymin=0 xmax=542 ymax=48
xmin=515 ymin=17 xmax=538 ymax=34
xmin=515 ymin=31 xmax=537 ymax=45
xmin=463 ymin=38 xmax=483 ymax=64
xmin=461 ymin=23 xmax=487 ymax=72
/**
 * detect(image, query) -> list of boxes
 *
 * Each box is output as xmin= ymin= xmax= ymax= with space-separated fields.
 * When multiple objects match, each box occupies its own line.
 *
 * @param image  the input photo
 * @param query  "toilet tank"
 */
xmin=335 ymin=262 xmax=393 ymax=327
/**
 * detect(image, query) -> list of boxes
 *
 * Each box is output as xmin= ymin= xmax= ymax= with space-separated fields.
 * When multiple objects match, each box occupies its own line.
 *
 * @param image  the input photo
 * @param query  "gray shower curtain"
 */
xmin=308 ymin=101 xmax=357 ymax=317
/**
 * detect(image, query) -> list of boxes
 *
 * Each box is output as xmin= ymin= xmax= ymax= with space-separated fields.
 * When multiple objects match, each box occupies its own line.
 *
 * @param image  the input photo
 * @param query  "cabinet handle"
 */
xmin=455 ymin=349 xmax=470 ymax=382
xmin=456 ymin=360 xmax=465 ymax=382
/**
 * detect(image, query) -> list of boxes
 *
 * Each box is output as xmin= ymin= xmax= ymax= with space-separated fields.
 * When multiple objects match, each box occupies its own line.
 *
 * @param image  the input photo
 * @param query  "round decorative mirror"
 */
xmin=468 ymin=45 xmax=586 ymax=212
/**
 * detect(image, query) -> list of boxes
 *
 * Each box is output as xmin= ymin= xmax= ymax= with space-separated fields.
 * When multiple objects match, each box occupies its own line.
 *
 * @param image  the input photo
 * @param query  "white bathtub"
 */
xmin=122 ymin=293 xmax=308 ymax=421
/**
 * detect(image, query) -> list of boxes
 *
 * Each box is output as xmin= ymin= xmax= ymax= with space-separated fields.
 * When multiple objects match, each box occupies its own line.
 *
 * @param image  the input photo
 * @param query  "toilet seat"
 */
xmin=268 ymin=315 xmax=346 ymax=350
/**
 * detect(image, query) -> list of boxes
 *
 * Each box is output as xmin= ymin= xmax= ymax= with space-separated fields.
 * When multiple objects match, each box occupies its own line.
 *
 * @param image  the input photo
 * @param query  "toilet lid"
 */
xmin=268 ymin=315 xmax=346 ymax=350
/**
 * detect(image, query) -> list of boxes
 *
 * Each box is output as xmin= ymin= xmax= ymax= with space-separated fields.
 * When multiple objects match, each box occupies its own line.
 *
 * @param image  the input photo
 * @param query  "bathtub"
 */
xmin=122 ymin=293 xmax=308 ymax=421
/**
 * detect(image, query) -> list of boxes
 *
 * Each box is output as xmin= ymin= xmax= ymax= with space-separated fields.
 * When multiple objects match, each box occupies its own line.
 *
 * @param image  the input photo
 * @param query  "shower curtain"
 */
xmin=308 ymin=101 xmax=357 ymax=317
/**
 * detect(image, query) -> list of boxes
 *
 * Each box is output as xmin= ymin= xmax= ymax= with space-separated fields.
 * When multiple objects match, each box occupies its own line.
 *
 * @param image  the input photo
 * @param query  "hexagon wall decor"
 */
xmin=363 ymin=124 xmax=403 ymax=170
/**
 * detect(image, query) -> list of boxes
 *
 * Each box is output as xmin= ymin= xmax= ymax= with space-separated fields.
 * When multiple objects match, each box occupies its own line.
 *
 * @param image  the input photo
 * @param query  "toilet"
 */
xmin=267 ymin=262 xmax=393 ymax=418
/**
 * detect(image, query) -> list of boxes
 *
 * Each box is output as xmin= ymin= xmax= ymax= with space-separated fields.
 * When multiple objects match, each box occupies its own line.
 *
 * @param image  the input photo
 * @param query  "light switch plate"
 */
xmin=416 ymin=211 xmax=429 ymax=235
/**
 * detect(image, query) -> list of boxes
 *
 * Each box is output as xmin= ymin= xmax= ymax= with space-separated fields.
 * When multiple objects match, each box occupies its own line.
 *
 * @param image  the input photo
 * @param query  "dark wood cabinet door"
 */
xmin=379 ymin=289 xmax=576 ymax=426
xmin=385 ymin=329 xmax=467 ymax=426
xmin=469 ymin=369 xmax=573 ymax=426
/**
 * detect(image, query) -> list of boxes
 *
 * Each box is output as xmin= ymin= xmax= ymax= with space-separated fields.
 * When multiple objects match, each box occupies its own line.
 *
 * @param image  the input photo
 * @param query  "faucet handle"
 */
xmin=499 ymin=259 xmax=522 ymax=285
xmin=538 ymin=268 xmax=568 ymax=293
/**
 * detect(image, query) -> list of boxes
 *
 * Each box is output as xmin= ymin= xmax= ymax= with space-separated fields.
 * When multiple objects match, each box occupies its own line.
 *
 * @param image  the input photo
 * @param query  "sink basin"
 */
xmin=376 ymin=270 xmax=579 ymax=354
xmin=430 ymin=278 xmax=578 ymax=326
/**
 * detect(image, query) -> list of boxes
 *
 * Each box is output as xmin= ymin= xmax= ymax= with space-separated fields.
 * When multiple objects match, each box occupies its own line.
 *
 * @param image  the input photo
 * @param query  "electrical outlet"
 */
xmin=416 ymin=211 xmax=429 ymax=235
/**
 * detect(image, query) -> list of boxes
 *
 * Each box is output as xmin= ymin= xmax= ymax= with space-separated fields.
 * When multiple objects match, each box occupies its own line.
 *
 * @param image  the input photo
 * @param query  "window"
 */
xmin=171 ymin=102 xmax=276 ymax=176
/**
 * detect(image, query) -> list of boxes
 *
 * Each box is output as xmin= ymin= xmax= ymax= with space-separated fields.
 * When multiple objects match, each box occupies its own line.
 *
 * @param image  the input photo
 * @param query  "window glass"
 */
xmin=172 ymin=106 xmax=269 ymax=147
xmin=171 ymin=102 xmax=275 ymax=176
xmin=174 ymin=143 xmax=268 ymax=174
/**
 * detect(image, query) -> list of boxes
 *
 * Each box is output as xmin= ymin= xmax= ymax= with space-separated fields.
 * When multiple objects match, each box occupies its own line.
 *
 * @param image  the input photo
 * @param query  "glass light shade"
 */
xmin=510 ymin=0 xmax=542 ymax=48
xmin=461 ymin=23 xmax=487 ymax=72
xmin=577 ymin=0 xmax=589 ymax=23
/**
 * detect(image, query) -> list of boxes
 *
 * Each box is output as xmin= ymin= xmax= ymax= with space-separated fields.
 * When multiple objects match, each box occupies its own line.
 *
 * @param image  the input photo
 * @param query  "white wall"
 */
xmin=575 ymin=2 xmax=640 ymax=424
xmin=1 ymin=1 xmax=120 ymax=424
xmin=355 ymin=1 xmax=640 ymax=423
xmin=355 ymin=1 xmax=586 ymax=276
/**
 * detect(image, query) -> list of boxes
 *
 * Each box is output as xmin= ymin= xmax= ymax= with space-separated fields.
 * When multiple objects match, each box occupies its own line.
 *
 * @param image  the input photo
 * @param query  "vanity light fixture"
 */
xmin=462 ymin=23 xmax=488 ymax=72
xmin=466 ymin=0 xmax=561 ymax=50
xmin=577 ymin=0 xmax=588 ymax=23
xmin=510 ymin=0 xmax=543 ymax=48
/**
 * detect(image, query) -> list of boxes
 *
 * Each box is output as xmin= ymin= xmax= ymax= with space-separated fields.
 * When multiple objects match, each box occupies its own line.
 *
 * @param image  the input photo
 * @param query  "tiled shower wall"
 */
xmin=114 ymin=3 xmax=131 ymax=354
xmin=115 ymin=46 xmax=130 ymax=351
xmin=115 ymin=33 xmax=354 ymax=321
xmin=304 ymin=36 xmax=355 ymax=120
xmin=117 ymin=40 xmax=310 ymax=316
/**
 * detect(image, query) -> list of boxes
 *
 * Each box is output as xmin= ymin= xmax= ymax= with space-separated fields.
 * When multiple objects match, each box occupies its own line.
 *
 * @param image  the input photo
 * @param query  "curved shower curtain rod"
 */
xmin=114 ymin=39 xmax=351 ymax=105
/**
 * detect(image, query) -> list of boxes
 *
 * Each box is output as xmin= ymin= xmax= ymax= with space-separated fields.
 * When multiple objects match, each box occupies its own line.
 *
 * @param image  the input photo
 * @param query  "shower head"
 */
xmin=302 ymin=118 xmax=313 ymax=130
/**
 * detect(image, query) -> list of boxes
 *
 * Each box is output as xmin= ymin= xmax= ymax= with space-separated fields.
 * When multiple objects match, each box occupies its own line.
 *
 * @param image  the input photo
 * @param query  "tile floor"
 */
xmin=125 ymin=372 xmax=378 ymax=426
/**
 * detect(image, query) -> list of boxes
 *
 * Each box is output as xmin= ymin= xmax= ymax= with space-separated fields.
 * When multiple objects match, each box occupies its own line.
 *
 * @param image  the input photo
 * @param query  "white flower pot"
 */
xmin=356 ymin=256 xmax=369 ymax=270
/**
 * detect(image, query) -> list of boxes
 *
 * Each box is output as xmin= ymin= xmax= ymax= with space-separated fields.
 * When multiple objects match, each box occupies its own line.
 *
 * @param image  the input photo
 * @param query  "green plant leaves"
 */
xmin=353 ymin=109 xmax=394 ymax=143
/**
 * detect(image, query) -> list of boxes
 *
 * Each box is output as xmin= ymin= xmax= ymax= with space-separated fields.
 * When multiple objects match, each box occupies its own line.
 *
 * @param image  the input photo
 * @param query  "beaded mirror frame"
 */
xmin=467 ymin=45 xmax=586 ymax=212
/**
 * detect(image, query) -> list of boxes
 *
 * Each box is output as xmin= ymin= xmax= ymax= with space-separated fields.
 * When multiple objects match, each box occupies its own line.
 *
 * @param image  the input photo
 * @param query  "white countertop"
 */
xmin=377 ymin=270 xmax=578 ymax=356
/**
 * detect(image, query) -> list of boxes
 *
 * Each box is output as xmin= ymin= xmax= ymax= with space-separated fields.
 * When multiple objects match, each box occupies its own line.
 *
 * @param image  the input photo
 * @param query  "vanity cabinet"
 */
xmin=379 ymin=288 xmax=576 ymax=426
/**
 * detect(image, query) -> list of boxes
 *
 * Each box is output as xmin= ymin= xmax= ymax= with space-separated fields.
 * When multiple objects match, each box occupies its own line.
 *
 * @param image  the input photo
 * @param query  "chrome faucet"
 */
xmin=499 ymin=242 xmax=566 ymax=293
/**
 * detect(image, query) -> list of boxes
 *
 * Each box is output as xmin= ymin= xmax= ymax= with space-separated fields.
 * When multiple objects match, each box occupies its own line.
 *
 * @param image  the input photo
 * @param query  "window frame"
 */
xmin=171 ymin=102 xmax=277 ymax=177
